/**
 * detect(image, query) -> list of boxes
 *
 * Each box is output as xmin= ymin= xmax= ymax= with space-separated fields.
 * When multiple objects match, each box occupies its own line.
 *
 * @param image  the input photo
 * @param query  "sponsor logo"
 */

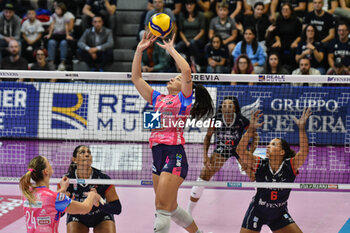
xmin=258 ymin=75 xmax=285 ymax=82
xmin=0 ymin=72 xmax=19 ymax=77
xmin=226 ymin=182 xmax=242 ymax=187
xmin=23 ymin=201 xmax=42 ymax=208
xmin=327 ymin=76 xmax=350 ymax=82
xmin=192 ymin=74 xmax=220 ymax=81
xmin=37 ymin=216 xmax=51 ymax=225
xmin=64 ymin=73 xmax=79 ymax=77
xmin=299 ymin=183 xmax=338 ymax=189
xmin=51 ymin=93 xmax=88 ymax=129
xmin=141 ymin=180 xmax=153 ymax=185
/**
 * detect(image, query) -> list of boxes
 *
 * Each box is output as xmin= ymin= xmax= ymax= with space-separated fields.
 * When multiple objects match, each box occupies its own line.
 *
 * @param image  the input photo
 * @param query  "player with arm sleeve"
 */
xmin=64 ymin=145 xmax=121 ymax=233
xmin=236 ymin=108 xmax=311 ymax=233
xmin=19 ymin=156 xmax=101 ymax=233
xmin=132 ymin=31 xmax=214 ymax=233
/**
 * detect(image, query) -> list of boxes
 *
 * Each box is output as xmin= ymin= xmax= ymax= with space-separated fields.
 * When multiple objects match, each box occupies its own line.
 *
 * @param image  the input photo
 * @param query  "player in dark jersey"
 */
xmin=236 ymin=108 xmax=311 ymax=233
xmin=187 ymin=96 xmax=257 ymax=215
xmin=64 ymin=145 xmax=122 ymax=233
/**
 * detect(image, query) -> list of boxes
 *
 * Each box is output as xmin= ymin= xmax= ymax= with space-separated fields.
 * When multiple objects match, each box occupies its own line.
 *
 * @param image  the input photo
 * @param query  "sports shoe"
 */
xmin=57 ymin=63 xmax=66 ymax=71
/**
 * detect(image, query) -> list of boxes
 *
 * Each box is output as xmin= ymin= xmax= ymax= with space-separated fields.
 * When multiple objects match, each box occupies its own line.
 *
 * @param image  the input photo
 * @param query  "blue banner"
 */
xmin=217 ymin=85 xmax=349 ymax=145
xmin=0 ymin=82 xmax=39 ymax=137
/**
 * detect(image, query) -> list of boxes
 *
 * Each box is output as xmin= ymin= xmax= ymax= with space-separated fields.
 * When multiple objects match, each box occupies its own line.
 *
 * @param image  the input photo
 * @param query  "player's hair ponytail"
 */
xmin=19 ymin=156 xmax=46 ymax=204
xmin=190 ymin=83 xmax=214 ymax=120
xmin=279 ymin=138 xmax=296 ymax=160
xmin=67 ymin=145 xmax=86 ymax=175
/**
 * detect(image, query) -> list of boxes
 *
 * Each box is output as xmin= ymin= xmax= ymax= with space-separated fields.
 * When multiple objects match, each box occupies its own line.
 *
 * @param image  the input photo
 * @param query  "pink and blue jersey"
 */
xmin=23 ymin=186 xmax=71 ymax=233
xmin=149 ymin=90 xmax=193 ymax=147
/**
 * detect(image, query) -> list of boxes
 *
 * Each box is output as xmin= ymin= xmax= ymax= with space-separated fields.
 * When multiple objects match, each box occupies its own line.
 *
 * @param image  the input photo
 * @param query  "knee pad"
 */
xmin=154 ymin=209 xmax=171 ymax=233
xmin=171 ymin=206 xmax=193 ymax=228
xmin=190 ymin=177 xmax=207 ymax=199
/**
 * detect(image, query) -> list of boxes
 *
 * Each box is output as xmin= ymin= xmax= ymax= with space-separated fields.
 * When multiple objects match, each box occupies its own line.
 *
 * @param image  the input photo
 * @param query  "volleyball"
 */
xmin=148 ymin=13 xmax=173 ymax=37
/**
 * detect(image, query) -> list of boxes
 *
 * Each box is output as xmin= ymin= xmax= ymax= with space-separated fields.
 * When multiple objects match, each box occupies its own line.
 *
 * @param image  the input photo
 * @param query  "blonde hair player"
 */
xmin=132 ymin=31 xmax=214 ymax=233
xmin=19 ymin=156 xmax=101 ymax=233
xmin=236 ymin=108 xmax=311 ymax=233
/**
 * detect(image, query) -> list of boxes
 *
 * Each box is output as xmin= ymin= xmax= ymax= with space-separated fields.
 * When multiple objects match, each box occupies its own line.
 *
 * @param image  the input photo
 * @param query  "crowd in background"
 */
xmin=0 ymin=0 xmax=349 ymax=82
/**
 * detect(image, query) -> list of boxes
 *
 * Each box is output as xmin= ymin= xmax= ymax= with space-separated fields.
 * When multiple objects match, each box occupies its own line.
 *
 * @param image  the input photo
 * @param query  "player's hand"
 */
xmin=292 ymin=108 xmax=311 ymax=129
xmin=203 ymin=155 xmax=212 ymax=170
xmin=136 ymin=31 xmax=158 ymax=52
xmin=156 ymin=33 xmax=176 ymax=51
xmin=249 ymin=110 xmax=264 ymax=130
xmin=59 ymin=176 xmax=69 ymax=192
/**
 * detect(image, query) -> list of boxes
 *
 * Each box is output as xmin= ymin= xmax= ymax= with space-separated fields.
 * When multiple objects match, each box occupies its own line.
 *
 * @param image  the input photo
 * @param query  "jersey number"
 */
xmin=26 ymin=210 xmax=37 ymax=229
xmin=270 ymin=191 xmax=278 ymax=200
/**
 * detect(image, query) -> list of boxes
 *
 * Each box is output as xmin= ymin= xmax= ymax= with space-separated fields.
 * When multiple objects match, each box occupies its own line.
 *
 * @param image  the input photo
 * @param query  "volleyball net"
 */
xmin=0 ymin=70 xmax=349 ymax=190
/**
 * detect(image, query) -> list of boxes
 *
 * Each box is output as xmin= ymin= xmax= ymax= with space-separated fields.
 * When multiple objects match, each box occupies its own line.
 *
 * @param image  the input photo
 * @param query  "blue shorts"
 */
xmin=67 ymin=210 xmax=114 ymax=228
xmin=213 ymin=145 xmax=239 ymax=159
xmin=152 ymin=144 xmax=188 ymax=179
xmin=241 ymin=201 xmax=295 ymax=231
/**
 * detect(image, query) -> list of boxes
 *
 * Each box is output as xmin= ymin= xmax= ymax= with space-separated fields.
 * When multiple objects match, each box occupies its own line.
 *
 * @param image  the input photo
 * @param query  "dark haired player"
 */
xmin=64 ymin=145 xmax=121 ymax=233
xmin=236 ymin=108 xmax=311 ymax=233
xmin=187 ymin=96 xmax=257 ymax=214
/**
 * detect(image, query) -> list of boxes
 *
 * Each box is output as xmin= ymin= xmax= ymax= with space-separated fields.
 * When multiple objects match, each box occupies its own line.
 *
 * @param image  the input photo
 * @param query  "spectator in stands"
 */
xmin=303 ymin=0 xmax=335 ymax=45
xmin=205 ymin=34 xmax=230 ymax=73
xmin=82 ymin=0 xmax=117 ymax=33
xmin=295 ymin=24 xmax=325 ymax=74
xmin=1 ymin=39 xmax=28 ymax=72
xmin=266 ymin=3 xmax=301 ymax=72
xmin=244 ymin=0 xmax=270 ymax=16
xmin=292 ymin=57 xmax=321 ymax=86
xmin=263 ymin=51 xmax=289 ymax=74
xmin=147 ymin=0 xmax=182 ymax=17
xmin=31 ymin=48 xmax=56 ymax=71
xmin=307 ymin=0 xmax=338 ymax=13
xmin=232 ymin=26 xmax=266 ymax=73
xmin=239 ymin=2 xmax=270 ymax=49
xmin=209 ymin=2 xmax=238 ymax=54
xmin=215 ymin=0 xmax=244 ymax=24
xmin=77 ymin=15 xmax=114 ymax=72
xmin=176 ymin=0 xmax=206 ymax=73
xmin=29 ymin=48 xmax=56 ymax=82
xmin=0 ymin=3 xmax=21 ymax=65
xmin=231 ymin=54 xmax=254 ymax=85
xmin=141 ymin=38 xmax=171 ymax=72
xmin=45 ymin=2 xmax=75 ymax=71
xmin=327 ymin=57 xmax=350 ymax=75
xmin=269 ymin=0 xmax=306 ymax=22
xmin=141 ymin=0 xmax=176 ymax=40
xmin=334 ymin=0 xmax=350 ymax=21
xmin=328 ymin=22 xmax=350 ymax=72
xmin=21 ymin=8 xmax=45 ymax=63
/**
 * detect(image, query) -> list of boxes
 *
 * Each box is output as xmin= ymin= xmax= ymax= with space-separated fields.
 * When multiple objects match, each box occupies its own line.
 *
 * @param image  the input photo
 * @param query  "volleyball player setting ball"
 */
xmin=236 ymin=108 xmax=312 ymax=233
xmin=132 ymin=27 xmax=214 ymax=232
xmin=19 ymin=156 xmax=102 ymax=233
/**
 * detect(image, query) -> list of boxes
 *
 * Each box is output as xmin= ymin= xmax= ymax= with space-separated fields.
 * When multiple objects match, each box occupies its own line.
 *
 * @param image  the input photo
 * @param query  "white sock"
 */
xmin=187 ymin=177 xmax=208 ymax=215
xmin=186 ymin=200 xmax=197 ymax=215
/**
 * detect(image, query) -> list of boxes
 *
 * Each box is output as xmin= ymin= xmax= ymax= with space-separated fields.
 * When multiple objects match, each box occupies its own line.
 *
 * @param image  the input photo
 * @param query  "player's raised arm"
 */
xmin=236 ymin=110 xmax=263 ymax=169
xmin=292 ymin=108 xmax=312 ymax=170
xmin=156 ymin=33 xmax=192 ymax=97
xmin=131 ymin=32 xmax=158 ymax=104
